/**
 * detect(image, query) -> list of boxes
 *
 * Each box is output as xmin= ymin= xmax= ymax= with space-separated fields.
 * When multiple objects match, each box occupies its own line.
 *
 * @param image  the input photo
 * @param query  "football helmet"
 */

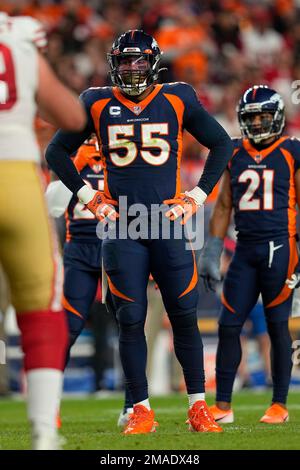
xmin=237 ymin=85 xmax=285 ymax=143
xmin=107 ymin=30 xmax=162 ymax=96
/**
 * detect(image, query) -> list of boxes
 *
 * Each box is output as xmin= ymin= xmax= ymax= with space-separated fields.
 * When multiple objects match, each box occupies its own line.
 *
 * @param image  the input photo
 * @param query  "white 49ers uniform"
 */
xmin=0 ymin=14 xmax=73 ymax=451
xmin=0 ymin=13 xmax=61 ymax=312
xmin=0 ymin=13 xmax=47 ymax=161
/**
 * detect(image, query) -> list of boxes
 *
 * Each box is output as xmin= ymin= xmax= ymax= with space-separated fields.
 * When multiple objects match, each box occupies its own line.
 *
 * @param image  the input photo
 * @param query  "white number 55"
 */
xmin=108 ymin=123 xmax=170 ymax=167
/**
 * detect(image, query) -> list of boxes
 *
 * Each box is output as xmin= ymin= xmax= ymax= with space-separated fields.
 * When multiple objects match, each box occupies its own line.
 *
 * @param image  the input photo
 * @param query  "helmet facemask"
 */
xmin=240 ymin=111 xmax=273 ymax=143
xmin=239 ymin=108 xmax=285 ymax=144
xmin=108 ymin=52 xmax=161 ymax=96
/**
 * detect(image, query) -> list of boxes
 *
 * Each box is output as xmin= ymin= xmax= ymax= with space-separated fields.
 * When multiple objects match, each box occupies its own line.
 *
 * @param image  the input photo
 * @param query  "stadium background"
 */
xmin=0 ymin=0 xmax=300 ymax=397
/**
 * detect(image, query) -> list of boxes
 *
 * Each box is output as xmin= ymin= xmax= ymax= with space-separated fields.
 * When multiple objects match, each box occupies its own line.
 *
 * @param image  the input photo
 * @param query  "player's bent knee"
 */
xmin=17 ymin=310 xmax=68 ymax=371
xmin=218 ymin=324 xmax=243 ymax=339
xmin=119 ymin=321 xmax=145 ymax=342
xmin=168 ymin=309 xmax=198 ymax=330
xmin=117 ymin=304 xmax=145 ymax=342
xmin=116 ymin=303 xmax=146 ymax=327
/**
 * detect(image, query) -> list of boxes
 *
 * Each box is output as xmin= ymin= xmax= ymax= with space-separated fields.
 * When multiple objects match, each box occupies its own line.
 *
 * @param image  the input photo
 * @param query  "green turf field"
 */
xmin=0 ymin=391 xmax=300 ymax=450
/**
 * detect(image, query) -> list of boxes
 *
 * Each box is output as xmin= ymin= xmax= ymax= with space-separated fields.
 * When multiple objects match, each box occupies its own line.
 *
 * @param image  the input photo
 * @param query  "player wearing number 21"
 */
xmin=200 ymin=85 xmax=300 ymax=425
xmin=46 ymin=30 xmax=233 ymax=434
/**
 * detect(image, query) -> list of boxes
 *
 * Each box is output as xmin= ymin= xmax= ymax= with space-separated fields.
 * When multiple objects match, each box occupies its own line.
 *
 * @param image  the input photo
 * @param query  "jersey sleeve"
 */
xmin=49 ymin=89 xmax=95 ymax=155
xmin=289 ymin=137 xmax=300 ymax=172
xmin=227 ymin=138 xmax=241 ymax=171
xmin=173 ymin=83 xmax=234 ymax=195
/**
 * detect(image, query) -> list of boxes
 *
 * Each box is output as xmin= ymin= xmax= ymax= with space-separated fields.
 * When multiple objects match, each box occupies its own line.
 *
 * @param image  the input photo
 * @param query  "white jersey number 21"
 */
xmin=239 ymin=169 xmax=274 ymax=211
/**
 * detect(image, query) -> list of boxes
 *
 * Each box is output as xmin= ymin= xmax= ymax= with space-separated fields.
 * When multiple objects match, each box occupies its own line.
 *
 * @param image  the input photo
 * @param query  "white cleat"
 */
xmin=117 ymin=408 xmax=133 ymax=428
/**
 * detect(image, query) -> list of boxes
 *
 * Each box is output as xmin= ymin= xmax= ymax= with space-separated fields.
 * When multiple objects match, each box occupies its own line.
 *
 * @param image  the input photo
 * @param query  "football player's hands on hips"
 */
xmin=77 ymin=185 xmax=119 ymax=223
xmin=164 ymin=186 xmax=207 ymax=225
xmin=198 ymin=236 xmax=223 ymax=291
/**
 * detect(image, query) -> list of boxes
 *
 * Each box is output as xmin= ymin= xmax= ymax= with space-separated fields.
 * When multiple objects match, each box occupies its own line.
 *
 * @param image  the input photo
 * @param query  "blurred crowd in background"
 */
xmin=3 ymin=0 xmax=300 ymax=191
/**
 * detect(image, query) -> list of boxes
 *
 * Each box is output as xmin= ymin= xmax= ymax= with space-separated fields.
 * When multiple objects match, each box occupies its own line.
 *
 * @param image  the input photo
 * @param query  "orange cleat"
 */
xmin=123 ymin=404 xmax=158 ymax=435
xmin=56 ymin=413 xmax=62 ymax=429
xmin=260 ymin=403 xmax=289 ymax=424
xmin=209 ymin=404 xmax=234 ymax=423
xmin=188 ymin=401 xmax=223 ymax=433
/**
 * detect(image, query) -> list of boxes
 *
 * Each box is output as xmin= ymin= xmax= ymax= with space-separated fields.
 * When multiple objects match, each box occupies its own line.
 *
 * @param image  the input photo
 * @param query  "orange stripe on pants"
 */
xmin=62 ymin=294 xmax=83 ymax=319
xmin=106 ymin=273 xmax=134 ymax=302
xmin=178 ymin=249 xmax=198 ymax=298
xmin=221 ymin=292 xmax=236 ymax=313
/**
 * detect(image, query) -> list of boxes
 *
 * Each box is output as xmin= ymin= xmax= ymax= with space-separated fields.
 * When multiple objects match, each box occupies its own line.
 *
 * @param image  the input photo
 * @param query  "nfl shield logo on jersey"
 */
xmin=92 ymin=163 xmax=102 ymax=174
xmin=132 ymin=105 xmax=142 ymax=115
xmin=255 ymin=154 xmax=262 ymax=163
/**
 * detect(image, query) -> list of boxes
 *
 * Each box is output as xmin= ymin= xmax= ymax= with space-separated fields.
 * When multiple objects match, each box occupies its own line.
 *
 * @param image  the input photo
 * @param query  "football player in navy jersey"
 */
xmin=46 ymin=30 xmax=233 ymax=434
xmin=200 ymin=85 xmax=300 ymax=424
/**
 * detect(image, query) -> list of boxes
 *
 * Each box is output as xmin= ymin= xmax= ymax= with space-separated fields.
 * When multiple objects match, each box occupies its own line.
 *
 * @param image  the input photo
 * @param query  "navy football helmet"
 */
xmin=107 ymin=30 xmax=162 ymax=96
xmin=237 ymin=85 xmax=285 ymax=143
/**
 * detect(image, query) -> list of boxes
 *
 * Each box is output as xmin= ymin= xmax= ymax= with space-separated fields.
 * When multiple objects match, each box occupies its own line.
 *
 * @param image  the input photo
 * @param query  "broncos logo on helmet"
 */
xmin=237 ymin=85 xmax=285 ymax=144
xmin=107 ymin=30 xmax=163 ymax=96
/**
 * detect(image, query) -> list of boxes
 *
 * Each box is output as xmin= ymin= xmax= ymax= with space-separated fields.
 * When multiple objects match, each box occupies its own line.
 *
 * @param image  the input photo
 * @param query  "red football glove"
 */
xmin=86 ymin=191 xmax=119 ymax=223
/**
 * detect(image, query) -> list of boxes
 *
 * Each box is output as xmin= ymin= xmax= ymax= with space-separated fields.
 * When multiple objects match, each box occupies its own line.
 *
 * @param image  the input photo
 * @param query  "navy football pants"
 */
xmin=220 ymin=237 xmax=298 ymax=325
xmin=216 ymin=236 xmax=297 ymax=404
xmin=63 ymin=240 xmax=133 ymax=405
xmin=63 ymin=241 xmax=102 ymax=347
xmin=102 ymin=231 xmax=205 ymax=404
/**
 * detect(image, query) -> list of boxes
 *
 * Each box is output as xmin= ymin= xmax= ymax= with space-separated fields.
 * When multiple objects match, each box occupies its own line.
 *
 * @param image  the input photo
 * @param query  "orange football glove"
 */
xmin=164 ymin=187 xmax=207 ymax=225
xmin=86 ymin=190 xmax=119 ymax=223
xmin=163 ymin=194 xmax=199 ymax=225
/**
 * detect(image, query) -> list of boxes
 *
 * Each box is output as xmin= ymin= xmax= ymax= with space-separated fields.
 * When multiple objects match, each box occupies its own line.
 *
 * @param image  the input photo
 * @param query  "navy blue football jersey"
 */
xmin=46 ymin=81 xmax=233 ymax=207
xmin=66 ymin=139 xmax=103 ymax=241
xmin=79 ymin=83 xmax=222 ymax=208
xmin=228 ymin=136 xmax=300 ymax=241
